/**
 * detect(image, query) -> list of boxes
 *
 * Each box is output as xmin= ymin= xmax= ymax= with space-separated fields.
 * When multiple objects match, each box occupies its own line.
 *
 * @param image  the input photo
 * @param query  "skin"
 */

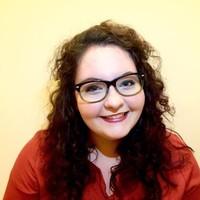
xmin=75 ymin=45 xmax=145 ymax=157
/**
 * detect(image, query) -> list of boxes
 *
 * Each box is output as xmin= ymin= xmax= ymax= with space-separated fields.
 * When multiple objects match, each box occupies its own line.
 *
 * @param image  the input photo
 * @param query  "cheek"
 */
xmin=76 ymin=100 xmax=102 ymax=121
xmin=127 ymin=91 xmax=145 ymax=111
xmin=78 ymin=105 xmax=95 ymax=119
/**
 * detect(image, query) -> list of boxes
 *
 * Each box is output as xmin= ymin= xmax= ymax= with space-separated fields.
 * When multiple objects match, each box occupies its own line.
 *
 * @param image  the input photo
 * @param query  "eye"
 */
xmin=82 ymin=82 xmax=105 ymax=94
xmin=119 ymin=79 xmax=136 ymax=88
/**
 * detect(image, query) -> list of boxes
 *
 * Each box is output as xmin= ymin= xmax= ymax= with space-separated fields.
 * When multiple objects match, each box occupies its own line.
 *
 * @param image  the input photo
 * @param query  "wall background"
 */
xmin=0 ymin=0 xmax=199 ymax=198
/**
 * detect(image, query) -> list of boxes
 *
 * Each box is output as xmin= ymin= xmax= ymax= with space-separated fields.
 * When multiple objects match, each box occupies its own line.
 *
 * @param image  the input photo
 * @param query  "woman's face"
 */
xmin=75 ymin=45 xmax=145 ymax=148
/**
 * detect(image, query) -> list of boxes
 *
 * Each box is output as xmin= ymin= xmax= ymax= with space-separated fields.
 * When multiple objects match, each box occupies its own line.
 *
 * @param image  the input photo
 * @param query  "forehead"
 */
xmin=75 ymin=45 xmax=137 ymax=83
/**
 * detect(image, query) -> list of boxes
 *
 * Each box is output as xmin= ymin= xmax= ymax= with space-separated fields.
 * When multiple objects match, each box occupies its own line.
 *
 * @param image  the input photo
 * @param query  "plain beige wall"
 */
xmin=0 ymin=0 xmax=199 ymax=198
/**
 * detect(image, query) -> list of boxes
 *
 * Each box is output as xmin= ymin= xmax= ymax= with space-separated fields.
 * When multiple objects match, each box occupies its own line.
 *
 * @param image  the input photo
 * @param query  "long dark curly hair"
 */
xmin=41 ymin=20 xmax=189 ymax=200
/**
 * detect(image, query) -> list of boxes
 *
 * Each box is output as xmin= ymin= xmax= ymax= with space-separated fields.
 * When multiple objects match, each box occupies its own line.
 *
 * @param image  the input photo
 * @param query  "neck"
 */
xmin=89 ymin=134 xmax=120 ymax=157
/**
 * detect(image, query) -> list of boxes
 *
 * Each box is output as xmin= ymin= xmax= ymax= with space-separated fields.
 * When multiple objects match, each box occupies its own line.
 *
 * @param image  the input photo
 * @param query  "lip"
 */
xmin=101 ymin=112 xmax=128 ymax=123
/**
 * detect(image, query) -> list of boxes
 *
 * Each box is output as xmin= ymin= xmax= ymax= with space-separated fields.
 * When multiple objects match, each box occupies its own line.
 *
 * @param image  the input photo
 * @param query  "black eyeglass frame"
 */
xmin=75 ymin=72 xmax=145 ymax=103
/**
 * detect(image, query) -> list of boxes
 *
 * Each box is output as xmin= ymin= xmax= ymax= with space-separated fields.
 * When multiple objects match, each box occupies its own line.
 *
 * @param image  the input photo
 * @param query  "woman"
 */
xmin=4 ymin=20 xmax=200 ymax=200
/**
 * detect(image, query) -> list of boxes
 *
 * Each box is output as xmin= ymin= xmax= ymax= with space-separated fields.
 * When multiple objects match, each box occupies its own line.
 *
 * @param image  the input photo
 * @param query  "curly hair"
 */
xmin=41 ymin=20 xmax=188 ymax=200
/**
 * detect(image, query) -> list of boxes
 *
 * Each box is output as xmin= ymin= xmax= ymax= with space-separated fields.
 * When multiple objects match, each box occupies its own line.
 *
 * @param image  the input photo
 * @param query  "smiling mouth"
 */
xmin=101 ymin=112 xmax=128 ymax=123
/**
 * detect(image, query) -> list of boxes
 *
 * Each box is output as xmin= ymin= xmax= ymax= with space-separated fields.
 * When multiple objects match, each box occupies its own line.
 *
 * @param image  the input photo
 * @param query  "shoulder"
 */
xmin=13 ymin=131 xmax=45 ymax=170
xmin=165 ymin=130 xmax=199 ymax=172
xmin=165 ymin=130 xmax=193 ymax=160
xmin=19 ymin=130 xmax=44 ymax=154
xmin=165 ymin=130 xmax=188 ymax=147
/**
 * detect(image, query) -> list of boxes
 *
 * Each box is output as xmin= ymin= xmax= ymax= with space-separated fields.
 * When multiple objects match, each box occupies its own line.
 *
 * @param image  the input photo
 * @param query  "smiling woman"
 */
xmin=3 ymin=20 xmax=200 ymax=200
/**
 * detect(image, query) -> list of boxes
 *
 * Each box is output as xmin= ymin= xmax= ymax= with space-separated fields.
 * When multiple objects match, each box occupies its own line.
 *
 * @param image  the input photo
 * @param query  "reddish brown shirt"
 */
xmin=3 ymin=131 xmax=200 ymax=200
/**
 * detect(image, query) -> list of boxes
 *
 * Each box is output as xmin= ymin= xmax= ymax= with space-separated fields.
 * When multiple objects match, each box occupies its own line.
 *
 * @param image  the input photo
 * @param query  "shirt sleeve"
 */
xmin=182 ymin=152 xmax=200 ymax=200
xmin=3 ymin=133 xmax=42 ymax=200
xmin=170 ymin=134 xmax=200 ymax=200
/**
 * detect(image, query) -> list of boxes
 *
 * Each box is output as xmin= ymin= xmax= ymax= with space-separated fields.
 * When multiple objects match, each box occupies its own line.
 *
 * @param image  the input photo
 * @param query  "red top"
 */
xmin=3 ymin=131 xmax=200 ymax=200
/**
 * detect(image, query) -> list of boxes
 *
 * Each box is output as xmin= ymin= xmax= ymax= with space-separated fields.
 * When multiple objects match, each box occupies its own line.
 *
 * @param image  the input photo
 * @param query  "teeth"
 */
xmin=103 ymin=113 xmax=125 ymax=119
xmin=107 ymin=114 xmax=123 ymax=119
xmin=101 ymin=112 xmax=128 ymax=123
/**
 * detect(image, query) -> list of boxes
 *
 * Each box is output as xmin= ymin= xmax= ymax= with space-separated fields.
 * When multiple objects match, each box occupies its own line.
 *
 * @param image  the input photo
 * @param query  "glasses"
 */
xmin=75 ymin=73 xmax=144 ymax=103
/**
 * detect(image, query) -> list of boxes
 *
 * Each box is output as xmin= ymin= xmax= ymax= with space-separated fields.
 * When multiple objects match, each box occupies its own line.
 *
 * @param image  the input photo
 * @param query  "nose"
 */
xmin=103 ymin=86 xmax=124 ymax=111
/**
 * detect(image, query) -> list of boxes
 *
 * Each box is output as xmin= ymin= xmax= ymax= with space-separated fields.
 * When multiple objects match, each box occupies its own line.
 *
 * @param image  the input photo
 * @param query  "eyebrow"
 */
xmin=77 ymin=71 xmax=137 ymax=84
